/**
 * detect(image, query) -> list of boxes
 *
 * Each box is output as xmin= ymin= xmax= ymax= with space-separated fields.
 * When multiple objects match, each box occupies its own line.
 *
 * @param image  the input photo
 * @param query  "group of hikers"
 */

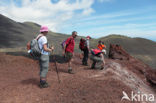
xmin=27 ymin=26 xmax=106 ymax=88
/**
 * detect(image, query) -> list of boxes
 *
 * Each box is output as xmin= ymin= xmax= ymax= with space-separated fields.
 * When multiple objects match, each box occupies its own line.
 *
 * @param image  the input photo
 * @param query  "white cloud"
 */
xmin=61 ymin=6 xmax=156 ymax=41
xmin=82 ymin=8 xmax=95 ymax=16
xmin=0 ymin=0 xmax=94 ymax=32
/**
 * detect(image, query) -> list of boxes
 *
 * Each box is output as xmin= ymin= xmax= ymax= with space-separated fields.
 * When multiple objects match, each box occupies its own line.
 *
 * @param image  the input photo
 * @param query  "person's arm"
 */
xmin=87 ymin=40 xmax=89 ymax=50
xmin=85 ymin=40 xmax=90 ymax=52
xmin=63 ymin=43 xmax=66 ymax=51
xmin=100 ymin=53 xmax=105 ymax=66
xmin=104 ymin=45 xmax=106 ymax=49
xmin=43 ymin=44 xmax=53 ymax=52
xmin=62 ymin=43 xmax=66 ymax=56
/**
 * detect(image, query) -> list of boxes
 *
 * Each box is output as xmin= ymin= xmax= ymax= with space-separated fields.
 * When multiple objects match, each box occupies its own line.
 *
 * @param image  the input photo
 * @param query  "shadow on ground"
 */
xmin=6 ymin=52 xmax=30 ymax=58
xmin=50 ymin=55 xmax=67 ymax=63
xmin=21 ymin=78 xmax=39 ymax=87
xmin=5 ymin=52 xmax=67 ymax=64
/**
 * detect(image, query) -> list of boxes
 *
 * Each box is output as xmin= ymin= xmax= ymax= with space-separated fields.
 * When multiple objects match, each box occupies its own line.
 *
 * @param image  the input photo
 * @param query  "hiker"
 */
xmin=63 ymin=31 xmax=77 ymax=74
xmin=90 ymin=48 xmax=106 ymax=70
xmin=97 ymin=40 xmax=106 ymax=51
xmin=79 ymin=36 xmax=91 ymax=66
xmin=37 ymin=26 xmax=54 ymax=88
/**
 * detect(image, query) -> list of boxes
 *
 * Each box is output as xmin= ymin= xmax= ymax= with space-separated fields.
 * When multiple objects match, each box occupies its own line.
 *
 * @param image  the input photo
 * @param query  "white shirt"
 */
xmin=85 ymin=38 xmax=90 ymax=49
xmin=37 ymin=34 xmax=49 ymax=55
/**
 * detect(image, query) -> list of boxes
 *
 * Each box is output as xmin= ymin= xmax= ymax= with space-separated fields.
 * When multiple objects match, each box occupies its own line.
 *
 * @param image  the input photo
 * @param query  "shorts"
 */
xmin=65 ymin=52 xmax=73 ymax=62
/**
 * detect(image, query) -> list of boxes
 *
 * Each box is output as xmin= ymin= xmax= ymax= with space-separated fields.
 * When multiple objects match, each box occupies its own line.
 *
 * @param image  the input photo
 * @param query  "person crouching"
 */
xmin=90 ymin=49 xmax=106 ymax=70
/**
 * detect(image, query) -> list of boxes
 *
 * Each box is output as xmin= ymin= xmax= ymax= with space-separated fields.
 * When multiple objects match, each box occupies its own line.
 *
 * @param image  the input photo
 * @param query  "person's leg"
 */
xmin=93 ymin=56 xmax=103 ymax=70
xmin=39 ymin=55 xmax=49 ymax=88
xmin=68 ymin=60 xmax=74 ymax=74
xmin=39 ymin=59 xmax=42 ymax=77
xmin=85 ymin=49 xmax=89 ymax=65
xmin=91 ymin=61 xmax=96 ymax=69
xmin=68 ymin=58 xmax=72 ymax=69
xmin=96 ymin=61 xmax=103 ymax=70
xmin=82 ymin=50 xmax=85 ymax=65
xmin=65 ymin=52 xmax=74 ymax=74
xmin=90 ymin=55 xmax=96 ymax=69
xmin=83 ymin=49 xmax=88 ymax=65
xmin=96 ymin=54 xmax=105 ymax=69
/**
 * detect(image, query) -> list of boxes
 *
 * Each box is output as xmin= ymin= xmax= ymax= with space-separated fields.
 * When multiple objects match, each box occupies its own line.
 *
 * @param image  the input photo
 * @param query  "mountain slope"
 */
xmin=0 ymin=14 xmax=82 ymax=53
xmin=0 ymin=14 xmax=155 ymax=69
xmin=0 ymin=14 xmax=70 ymax=47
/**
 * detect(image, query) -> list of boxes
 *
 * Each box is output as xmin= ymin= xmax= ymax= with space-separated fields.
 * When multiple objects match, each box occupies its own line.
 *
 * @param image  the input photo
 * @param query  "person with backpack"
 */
xmin=79 ymin=36 xmax=91 ymax=66
xmin=90 ymin=48 xmax=106 ymax=70
xmin=63 ymin=31 xmax=77 ymax=74
xmin=37 ymin=26 xmax=54 ymax=88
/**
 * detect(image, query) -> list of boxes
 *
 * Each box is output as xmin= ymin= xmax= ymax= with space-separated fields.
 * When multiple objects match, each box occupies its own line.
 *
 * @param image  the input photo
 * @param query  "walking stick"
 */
xmin=52 ymin=51 xmax=61 ymax=83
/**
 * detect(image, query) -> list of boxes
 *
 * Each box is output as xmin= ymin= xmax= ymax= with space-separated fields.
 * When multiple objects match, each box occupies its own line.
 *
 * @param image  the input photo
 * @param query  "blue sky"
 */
xmin=0 ymin=0 xmax=156 ymax=41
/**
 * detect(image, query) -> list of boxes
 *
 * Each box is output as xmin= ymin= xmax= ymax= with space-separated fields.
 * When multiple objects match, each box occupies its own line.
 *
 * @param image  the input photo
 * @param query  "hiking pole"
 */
xmin=52 ymin=50 xmax=61 ymax=83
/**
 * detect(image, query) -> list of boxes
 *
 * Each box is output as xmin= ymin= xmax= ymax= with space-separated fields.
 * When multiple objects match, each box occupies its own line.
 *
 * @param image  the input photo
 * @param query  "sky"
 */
xmin=0 ymin=0 xmax=156 ymax=41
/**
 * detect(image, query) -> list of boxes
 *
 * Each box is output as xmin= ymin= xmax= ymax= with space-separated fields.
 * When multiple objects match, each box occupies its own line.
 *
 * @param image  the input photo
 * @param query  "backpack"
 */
xmin=79 ymin=38 xmax=86 ymax=51
xmin=91 ymin=49 xmax=102 ymax=56
xmin=61 ymin=40 xmax=66 ymax=49
xmin=61 ymin=38 xmax=72 ymax=49
xmin=27 ymin=36 xmax=43 ymax=60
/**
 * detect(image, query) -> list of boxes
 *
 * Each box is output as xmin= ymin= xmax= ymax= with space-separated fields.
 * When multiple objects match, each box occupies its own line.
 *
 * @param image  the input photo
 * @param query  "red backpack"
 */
xmin=91 ymin=49 xmax=102 ymax=56
xmin=79 ymin=38 xmax=86 ymax=51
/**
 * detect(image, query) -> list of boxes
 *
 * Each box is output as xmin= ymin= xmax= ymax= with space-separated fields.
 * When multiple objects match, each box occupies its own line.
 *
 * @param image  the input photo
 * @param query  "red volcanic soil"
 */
xmin=0 ymin=45 xmax=156 ymax=103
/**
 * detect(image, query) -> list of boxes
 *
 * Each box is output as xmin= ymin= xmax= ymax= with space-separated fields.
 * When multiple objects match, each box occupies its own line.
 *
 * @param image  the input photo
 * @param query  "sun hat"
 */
xmin=40 ymin=26 xmax=49 ymax=33
xmin=86 ymin=36 xmax=91 ymax=39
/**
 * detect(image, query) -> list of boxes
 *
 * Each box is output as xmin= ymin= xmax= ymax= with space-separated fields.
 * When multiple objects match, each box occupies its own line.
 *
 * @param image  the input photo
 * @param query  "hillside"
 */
xmin=90 ymin=35 xmax=156 ymax=69
xmin=0 ymin=14 xmax=155 ymax=69
xmin=0 ymin=14 xmax=71 ymax=49
xmin=0 ymin=14 xmax=84 ymax=54
xmin=0 ymin=44 xmax=156 ymax=103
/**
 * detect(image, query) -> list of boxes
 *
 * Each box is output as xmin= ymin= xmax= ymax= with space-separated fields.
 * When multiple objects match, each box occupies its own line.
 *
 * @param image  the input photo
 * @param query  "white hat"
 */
xmin=102 ymin=49 xmax=106 ymax=55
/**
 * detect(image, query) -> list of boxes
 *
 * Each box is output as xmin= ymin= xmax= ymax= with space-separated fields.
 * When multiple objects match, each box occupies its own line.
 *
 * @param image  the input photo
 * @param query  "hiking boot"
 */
xmin=82 ymin=64 xmax=88 ymax=66
xmin=83 ymin=64 xmax=88 ymax=66
xmin=91 ymin=63 xmax=95 ymax=69
xmin=84 ymin=63 xmax=88 ymax=66
xmin=68 ymin=69 xmax=75 ymax=74
xmin=82 ymin=62 xmax=88 ymax=66
xmin=39 ymin=82 xmax=49 ymax=88
xmin=100 ymin=67 xmax=104 ymax=70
